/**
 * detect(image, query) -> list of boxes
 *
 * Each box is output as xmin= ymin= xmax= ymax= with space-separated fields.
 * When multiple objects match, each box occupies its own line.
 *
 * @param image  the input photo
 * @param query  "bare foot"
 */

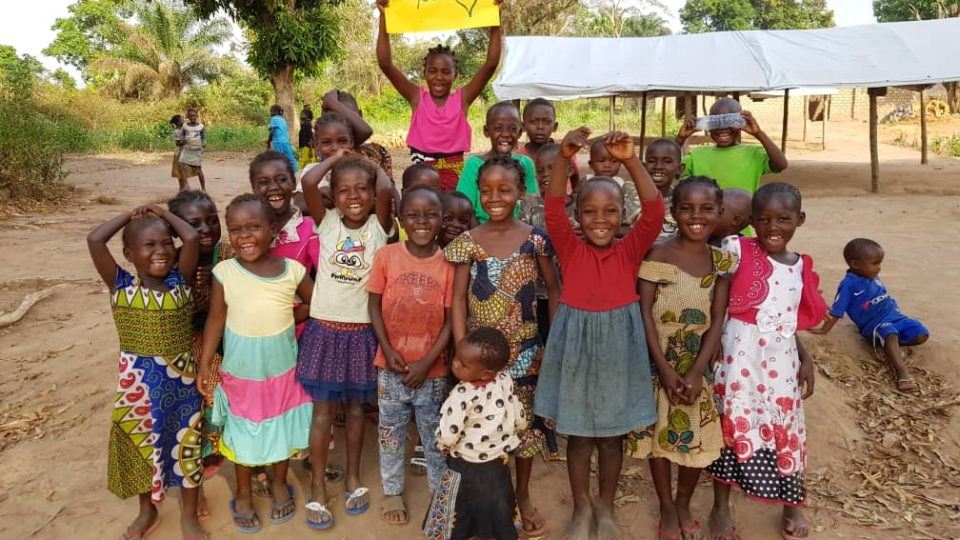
xmin=563 ymin=505 xmax=594 ymax=540
xmin=518 ymin=492 xmax=546 ymax=535
xmin=594 ymin=502 xmax=621 ymax=540
xmin=708 ymin=506 xmax=738 ymax=540
xmin=782 ymin=506 xmax=810 ymax=539
xmin=122 ymin=506 xmax=158 ymax=539
xmin=179 ymin=513 xmax=208 ymax=540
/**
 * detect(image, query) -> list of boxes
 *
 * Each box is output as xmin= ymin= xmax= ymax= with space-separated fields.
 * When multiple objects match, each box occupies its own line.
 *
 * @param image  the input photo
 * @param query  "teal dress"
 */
xmin=269 ymin=115 xmax=299 ymax=172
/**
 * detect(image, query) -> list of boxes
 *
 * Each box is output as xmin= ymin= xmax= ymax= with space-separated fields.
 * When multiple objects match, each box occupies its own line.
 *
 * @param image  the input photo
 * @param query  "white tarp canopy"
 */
xmin=493 ymin=18 xmax=960 ymax=101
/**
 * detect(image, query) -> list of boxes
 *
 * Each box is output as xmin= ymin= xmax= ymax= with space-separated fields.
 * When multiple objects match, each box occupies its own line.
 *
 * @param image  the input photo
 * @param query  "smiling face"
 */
xmin=850 ymin=248 xmax=884 ymax=280
xmin=589 ymin=143 xmax=621 ymax=177
xmin=753 ymin=195 xmax=804 ymax=255
xmin=708 ymin=99 xmax=741 ymax=148
xmin=333 ymin=168 xmax=375 ymax=227
xmin=478 ymin=164 xmax=523 ymax=222
xmin=226 ymin=202 xmax=275 ymax=263
xmin=177 ymin=199 xmax=221 ymax=255
xmin=451 ymin=340 xmax=494 ymax=383
xmin=124 ymin=219 xmax=176 ymax=280
xmin=577 ymin=180 xmax=623 ymax=248
xmin=483 ymin=106 xmax=522 ymax=157
xmin=313 ymin=121 xmax=354 ymax=159
xmin=400 ymin=190 xmax=442 ymax=249
xmin=523 ymin=103 xmax=558 ymax=146
xmin=644 ymin=144 xmax=684 ymax=192
xmin=186 ymin=109 xmax=198 ymax=124
xmin=672 ymin=185 xmax=721 ymax=243
xmin=424 ymin=52 xmax=456 ymax=99
xmin=441 ymin=196 xmax=473 ymax=246
xmin=250 ymin=160 xmax=295 ymax=217
xmin=534 ymin=148 xmax=560 ymax=194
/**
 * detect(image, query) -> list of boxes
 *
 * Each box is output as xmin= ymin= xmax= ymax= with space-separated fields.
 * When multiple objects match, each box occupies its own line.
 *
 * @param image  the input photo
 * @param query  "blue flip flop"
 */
xmin=344 ymin=487 xmax=370 ymax=516
xmin=270 ymin=484 xmax=296 ymax=525
xmin=305 ymin=500 xmax=334 ymax=530
xmin=230 ymin=499 xmax=263 ymax=534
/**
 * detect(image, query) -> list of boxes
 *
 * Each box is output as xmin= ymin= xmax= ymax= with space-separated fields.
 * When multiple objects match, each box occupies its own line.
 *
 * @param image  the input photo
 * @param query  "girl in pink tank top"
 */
xmin=376 ymin=0 xmax=503 ymax=190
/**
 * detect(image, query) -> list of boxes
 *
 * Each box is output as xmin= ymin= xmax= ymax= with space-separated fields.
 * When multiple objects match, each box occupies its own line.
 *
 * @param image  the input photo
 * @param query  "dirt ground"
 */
xmin=1 ymin=119 xmax=959 ymax=540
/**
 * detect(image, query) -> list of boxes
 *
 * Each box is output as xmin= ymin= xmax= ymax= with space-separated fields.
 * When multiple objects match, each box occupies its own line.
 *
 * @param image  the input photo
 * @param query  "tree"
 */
xmin=43 ymin=0 xmax=133 ymax=74
xmin=88 ymin=0 xmax=233 ymax=100
xmin=185 ymin=0 xmax=341 ymax=131
xmin=50 ymin=68 xmax=78 ymax=90
xmin=499 ymin=0 xmax=583 ymax=36
xmin=575 ymin=0 xmax=671 ymax=37
xmin=0 ymin=45 xmax=45 ymax=99
xmin=681 ymin=0 xmax=834 ymax=33
xmin=873 ymin=0 xmax=959 ymax=112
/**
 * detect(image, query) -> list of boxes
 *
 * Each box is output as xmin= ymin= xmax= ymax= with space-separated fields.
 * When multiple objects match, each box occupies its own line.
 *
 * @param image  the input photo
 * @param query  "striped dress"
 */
xmin=210 ymin=258 xmax=313 ymax=466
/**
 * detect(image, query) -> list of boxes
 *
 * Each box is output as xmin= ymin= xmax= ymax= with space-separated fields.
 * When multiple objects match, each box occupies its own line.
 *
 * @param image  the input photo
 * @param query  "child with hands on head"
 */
xmin=626 ymin=176 xmax=734 ymax=540
xmin=445 ymin=154 xmax=560 ymax=537
xmin=812 ymin=238 xmax=928 ymax=393
xmin=704 ymin=182 xmax=827 ymax=540
xmin=367 ymin=185 xmax=454 ymax=525
xmin=297 ymin=148 xmax=396 ymax=530
xmin=456 ymin=102 xmax=540 ymax=223
xmin=423 ymin=327 xmax=527 ymax=540
xmin=196 ymin=194 xmax=314 ymax=534
xmin=87 ymin=204 xmax=207 ymax=540
xmin=533 ymin=128 xmax=666 ymax=540
xmin=377 ymin=0 xmax=502 ymax=189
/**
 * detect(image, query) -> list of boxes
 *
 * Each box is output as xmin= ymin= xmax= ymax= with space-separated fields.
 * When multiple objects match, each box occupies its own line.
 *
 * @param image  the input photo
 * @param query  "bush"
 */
xmin=933 ymin=134 xmax=960 ymax=157
xmin=0 ymin=101 xmax=70 ymax=199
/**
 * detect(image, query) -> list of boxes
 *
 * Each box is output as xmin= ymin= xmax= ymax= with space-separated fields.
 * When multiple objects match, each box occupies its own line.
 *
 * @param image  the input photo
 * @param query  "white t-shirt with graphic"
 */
xmin=310 ymin=209 xmax=390 ymax=323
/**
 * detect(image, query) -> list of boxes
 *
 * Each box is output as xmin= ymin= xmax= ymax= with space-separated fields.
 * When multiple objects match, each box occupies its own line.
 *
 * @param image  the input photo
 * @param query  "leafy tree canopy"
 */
xmin=681 ymin=0 xmax=834 ymax=32
xmin=43 ymin=0 xmax=133 ymax=72
xmin=873 ymin=0 xmax=958 ymax=21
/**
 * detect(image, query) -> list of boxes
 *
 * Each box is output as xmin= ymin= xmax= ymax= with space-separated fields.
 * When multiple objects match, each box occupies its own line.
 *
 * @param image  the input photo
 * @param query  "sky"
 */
xmin=3 ymin=0 xmax=878 ymax=77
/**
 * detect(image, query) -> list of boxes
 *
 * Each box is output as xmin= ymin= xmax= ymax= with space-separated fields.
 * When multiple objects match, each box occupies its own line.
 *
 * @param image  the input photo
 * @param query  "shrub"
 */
xmin=933 ymin=134 xmax=960 ymax=157
xmin=0 ymin=101 xmax=70 ymax=199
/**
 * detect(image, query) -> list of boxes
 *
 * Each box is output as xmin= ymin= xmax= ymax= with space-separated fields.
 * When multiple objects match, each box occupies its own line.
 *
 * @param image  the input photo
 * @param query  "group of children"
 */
xmin=111 ymin=10 xmax=930 ymax=540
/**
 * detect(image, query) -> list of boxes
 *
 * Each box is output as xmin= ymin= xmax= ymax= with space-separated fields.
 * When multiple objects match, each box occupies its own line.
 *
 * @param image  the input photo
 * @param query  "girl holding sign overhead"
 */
xmin=376 ymin=0 xmax=502 ymax=191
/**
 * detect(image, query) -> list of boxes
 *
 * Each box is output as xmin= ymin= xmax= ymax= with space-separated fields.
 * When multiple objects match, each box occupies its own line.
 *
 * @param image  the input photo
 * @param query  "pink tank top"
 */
xmin=406 ymin=87 xmax=472 ymax=155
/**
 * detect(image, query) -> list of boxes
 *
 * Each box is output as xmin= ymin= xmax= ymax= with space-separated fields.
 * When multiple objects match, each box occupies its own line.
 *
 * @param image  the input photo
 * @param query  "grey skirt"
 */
xmin=533 ymin=302 xmax=655 ymax=437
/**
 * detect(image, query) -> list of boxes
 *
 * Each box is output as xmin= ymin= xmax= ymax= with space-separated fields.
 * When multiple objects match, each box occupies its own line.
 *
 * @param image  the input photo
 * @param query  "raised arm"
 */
xmin=302 ymin=149 xmax=347 ymax=224
xmin=461 ymin=25 xmax=502 ymax=107
xmin=604 ymin=131 xmax=658 ymax=201
xmin=144 ymin=204 xmax=200 ymax=285
xmin=373 ymin=165 xmax=396 ymax=232
xmin=741 ymin=110 xmax=788 ymax=172
xmin=87 ymin=211 xmax=133 ymax=290
xmin=323 ymin=90 xmax=374 ymax=145
xmin=551 ymin=128 xmax=591 ymax=197
xmin=376 ymin=0 xmax=419 ymax=106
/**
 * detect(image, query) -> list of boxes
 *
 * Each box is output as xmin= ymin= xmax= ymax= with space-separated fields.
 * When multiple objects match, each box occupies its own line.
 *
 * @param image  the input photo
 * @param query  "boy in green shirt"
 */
xmin=456 ymin=102 xmax=538 ymax=223
xmin=675 ymin=98 xmax=788 ymax=194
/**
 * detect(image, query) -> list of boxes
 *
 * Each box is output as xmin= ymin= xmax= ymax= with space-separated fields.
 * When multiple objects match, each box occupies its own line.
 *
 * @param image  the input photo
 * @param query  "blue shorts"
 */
xmin=865 ymin=315 xmax=929 ymax=346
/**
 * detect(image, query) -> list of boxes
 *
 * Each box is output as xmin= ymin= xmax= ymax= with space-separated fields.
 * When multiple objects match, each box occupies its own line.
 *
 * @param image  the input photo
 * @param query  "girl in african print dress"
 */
xmin=87 ymin=204 xmax=207 ymax=540
xmin=626 ymin=177 xmax=733 ymax=540
xmin=445 ymin=154 xmax=560 ymax=538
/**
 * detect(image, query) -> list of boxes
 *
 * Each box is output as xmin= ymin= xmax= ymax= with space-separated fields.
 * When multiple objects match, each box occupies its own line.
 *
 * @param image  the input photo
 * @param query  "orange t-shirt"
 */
xmin=367 ymin=242 xmax=454 ymax=378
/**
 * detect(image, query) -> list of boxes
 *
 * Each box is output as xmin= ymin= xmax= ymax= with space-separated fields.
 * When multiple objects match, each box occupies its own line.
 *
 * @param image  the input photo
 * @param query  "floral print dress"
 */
xmin=705 ymin=236 xmax=808 ymax=505
xmin=627 ymin=246 xmax=734 ymax=467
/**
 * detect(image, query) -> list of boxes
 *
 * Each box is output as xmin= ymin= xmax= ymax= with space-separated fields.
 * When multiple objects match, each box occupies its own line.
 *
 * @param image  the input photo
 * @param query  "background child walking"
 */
xmin=179 ymin=108 xmax=206 ymax=191
xmin=627 ymin=177 xmax=732 ymax=540
xmin=446 ymin=154 xmax=560 ymax=537
xmin=705 ymin=183 xmax=827 ymax=540
xmin=423 ymin=327 xmax=527 ymax=540
xmin=368 ymin=185 xmax=453 ymax=525
xmin=267 ymin=104 xmax=299 ymax=173
xmin=298 ymin=150 xmax=396 ymax=530
xmin=534 ymin=128 xmax=665 ymax=540
xmin=376 ymin=0 xmax=502 ymax=189
xmin=170 ymin=114 xmax=187 ymax=191
xmin=87 ymin=204 xmax=207 ymax=540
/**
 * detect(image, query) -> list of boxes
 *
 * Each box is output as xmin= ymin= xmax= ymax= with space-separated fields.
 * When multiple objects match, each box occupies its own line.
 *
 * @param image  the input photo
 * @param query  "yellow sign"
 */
xmin=386 ymin=0 xmax=500 ymax=34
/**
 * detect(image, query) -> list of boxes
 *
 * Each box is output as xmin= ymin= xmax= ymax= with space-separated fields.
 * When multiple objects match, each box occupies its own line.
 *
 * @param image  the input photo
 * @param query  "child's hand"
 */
xmin=385 ymin=348 xmax=407 ymax=374
xmin=321 ymin=89 xmax=339 ymax=109
xmin=132 ymin=204 xmax=164 ymax=219
xmin=798 ymin=357 xmax=815 ymax=399
xmin=560 ymin=127 xmax=591 ymax=159
xmin=741 ymin=110 xmax=761 ymax=136
xmin=807 ymin=314 xmax=835 ymax=335
xmin=603 ymin=131 xmax=636 ymax=162
xmin=376 ymin=0 xmax=388 ymax=12
xmin=658 ymin=365 xmax=689 ymax=406
xmin=196 ymin=366 xmax=213 ymax=398
xmin=679 ymin=374 xmax=703 ymax=405
xmin=677 ymin=117 xmax=696 ymax=140
xmin=402 ymin=359 xmax=431 ymax=389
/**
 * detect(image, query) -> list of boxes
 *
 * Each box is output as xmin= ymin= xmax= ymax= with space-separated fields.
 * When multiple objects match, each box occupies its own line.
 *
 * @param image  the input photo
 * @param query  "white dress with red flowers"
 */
xmin=705 ymin=237 xmax=807 ymax=506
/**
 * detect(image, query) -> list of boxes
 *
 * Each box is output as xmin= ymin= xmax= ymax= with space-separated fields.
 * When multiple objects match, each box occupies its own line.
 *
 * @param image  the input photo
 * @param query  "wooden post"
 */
xmin=850 ymin=88 xmax=857 ymax=120
xmin=733 ymin=92 xmax=740 ymax=102
xmin=639 ymin=92 xmax=648 ymax=158
xmin=780 ymin=88 xmax=790 ymax=154
xmin=919 ymin=88 xmax=929 ymax=165
xmin=660 ymin=96 xmax=667 ymax=137
xmin=609 ymin=96 xmax=616 ymax=131
xmin=802 ymin=95 xmax=809 ymax=142
xmin=822 ymin=95 xmax=829 ymax=150
xmin=869 ymin=89 xmax=880 ymax=193
xmin=701 ymin=94 xmax=706 ymax=116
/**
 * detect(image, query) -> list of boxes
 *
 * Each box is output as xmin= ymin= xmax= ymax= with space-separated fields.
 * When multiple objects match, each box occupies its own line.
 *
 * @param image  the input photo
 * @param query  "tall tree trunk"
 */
xmin=945 ymin=82 xmax=960 ymax=115
xmin=271 ymin=63 xmax=298 ymax=136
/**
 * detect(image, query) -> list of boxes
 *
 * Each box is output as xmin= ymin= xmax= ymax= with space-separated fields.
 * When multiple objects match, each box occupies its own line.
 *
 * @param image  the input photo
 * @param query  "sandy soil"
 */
xmin=1 ymin=119 xmax=959 ymax=540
